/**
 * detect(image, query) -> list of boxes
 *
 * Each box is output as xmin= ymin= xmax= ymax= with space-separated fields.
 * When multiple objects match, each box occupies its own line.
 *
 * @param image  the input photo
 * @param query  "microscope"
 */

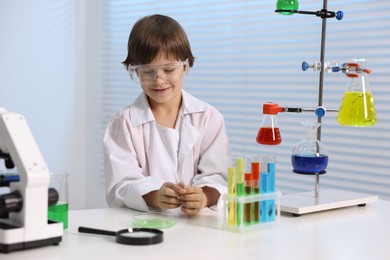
xmin=0 ymin=108 xmax=63 ymax=253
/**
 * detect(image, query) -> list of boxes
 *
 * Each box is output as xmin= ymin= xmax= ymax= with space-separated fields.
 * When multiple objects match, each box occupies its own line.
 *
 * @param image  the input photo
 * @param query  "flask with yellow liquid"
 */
xmin=337 ymin=61 xmax=376 ymax=127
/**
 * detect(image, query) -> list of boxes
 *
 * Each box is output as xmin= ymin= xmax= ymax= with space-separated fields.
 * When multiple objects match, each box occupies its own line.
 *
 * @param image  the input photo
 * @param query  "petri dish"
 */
xmin=132 ymin=212 xmax=176 ymax=229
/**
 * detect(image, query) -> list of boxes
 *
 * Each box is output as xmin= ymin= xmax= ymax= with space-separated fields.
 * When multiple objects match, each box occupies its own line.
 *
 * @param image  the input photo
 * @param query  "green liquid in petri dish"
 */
xmin=132 ymin=213 xmax=176 ymax=229
xmin=48 ymin=202 xmax=68 ymax=229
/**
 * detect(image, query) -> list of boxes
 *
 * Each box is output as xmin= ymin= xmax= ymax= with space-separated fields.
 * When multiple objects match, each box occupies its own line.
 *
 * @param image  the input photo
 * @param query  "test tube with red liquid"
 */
xmin=251 ymin=162 xmax=260 ymax=223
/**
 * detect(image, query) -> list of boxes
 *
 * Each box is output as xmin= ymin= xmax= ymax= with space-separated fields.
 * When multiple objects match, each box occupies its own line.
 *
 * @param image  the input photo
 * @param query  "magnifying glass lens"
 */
xmin=117 ymin=228 xmax=163 ymax=245
xmin=121 ymin=231 xmax=157 ymax=238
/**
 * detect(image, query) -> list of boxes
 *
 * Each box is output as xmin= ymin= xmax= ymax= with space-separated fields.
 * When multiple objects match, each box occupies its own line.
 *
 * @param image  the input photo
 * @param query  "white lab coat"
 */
xmin=103 ymin=90 xmax=230 ymax=212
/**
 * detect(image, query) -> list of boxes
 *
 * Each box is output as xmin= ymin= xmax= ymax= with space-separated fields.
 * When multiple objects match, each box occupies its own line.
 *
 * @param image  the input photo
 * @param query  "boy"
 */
xmin=104 ymin=14 xmax=229 ymax=216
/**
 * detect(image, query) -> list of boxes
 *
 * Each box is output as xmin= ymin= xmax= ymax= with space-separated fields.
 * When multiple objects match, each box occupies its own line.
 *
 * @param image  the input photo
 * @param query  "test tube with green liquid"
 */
xmin=244 ymin=172 xmax=253 ymax=225
xmin=235 ymin=157 xmax=244 ymax=226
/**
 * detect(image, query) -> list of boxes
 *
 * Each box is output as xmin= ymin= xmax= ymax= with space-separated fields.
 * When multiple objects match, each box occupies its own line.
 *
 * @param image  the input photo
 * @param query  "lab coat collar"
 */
xmin=130 ymin=90 xmax=207 ymax=127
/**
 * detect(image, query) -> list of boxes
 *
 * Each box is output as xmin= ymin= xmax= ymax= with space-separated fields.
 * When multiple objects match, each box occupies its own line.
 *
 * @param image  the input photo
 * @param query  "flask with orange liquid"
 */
xmin=256 ymin=102 xmax=283 ymax=145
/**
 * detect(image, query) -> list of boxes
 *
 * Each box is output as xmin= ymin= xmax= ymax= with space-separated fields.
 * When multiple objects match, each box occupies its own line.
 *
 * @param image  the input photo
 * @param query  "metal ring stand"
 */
xmin=278 ymin=0 xmax=378 ymax=216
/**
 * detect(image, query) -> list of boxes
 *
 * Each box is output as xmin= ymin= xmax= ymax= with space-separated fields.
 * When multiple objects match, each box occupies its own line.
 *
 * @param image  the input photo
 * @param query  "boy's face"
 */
xmin=138 ymin=54 xmax=186 ymax=109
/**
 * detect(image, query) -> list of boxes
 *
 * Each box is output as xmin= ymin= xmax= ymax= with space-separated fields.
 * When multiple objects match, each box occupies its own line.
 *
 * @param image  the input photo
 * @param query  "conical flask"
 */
xmin=256 ymin=102 xmax=282 ymax=145
xmin=276 ymin=0 xmax=299 ymax=15
xmin=337 ymin=62 xmax=376 ymax=127
xmin=291 ymin=122 xmax=328 ymax=174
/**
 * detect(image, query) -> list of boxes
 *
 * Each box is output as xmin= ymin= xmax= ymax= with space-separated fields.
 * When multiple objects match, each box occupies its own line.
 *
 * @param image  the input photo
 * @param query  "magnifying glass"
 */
xmin=78 ymin=226 xmax=163 ymax=245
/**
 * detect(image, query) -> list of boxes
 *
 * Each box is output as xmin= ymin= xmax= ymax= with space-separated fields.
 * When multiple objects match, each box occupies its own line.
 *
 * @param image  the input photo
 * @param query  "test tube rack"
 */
xmin=223 ymin=155 xmax=281 ymax=232
xmin=222 ymin=191 xmax=281 ymax=232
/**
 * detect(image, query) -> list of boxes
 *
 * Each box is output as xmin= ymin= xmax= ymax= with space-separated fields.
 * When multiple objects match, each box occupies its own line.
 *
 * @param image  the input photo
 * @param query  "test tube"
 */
xmin=227 ymin=167 xmax=236 ymax=226
xmin=267 ymin=162 xmax=276 ymax=221
xmin=235 ymin=157 xmax=244 ymax=226
xmin=260 ymin=168 xmax=267 ymax=223
xmin=244 ymin=172 xmax=253 ymax=225
xmin=251 ymin=162 xmax=260 ymax=223
xmin=261 ymin=161 xmax=276 ymax=223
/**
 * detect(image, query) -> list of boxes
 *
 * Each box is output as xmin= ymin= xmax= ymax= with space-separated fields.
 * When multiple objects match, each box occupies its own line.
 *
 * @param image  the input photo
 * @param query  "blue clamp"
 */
xmin=332 ymin=66 xmax=340 ymax=72
xmin=302 ymin=61 xmax=309 ymax=71
xmin=315 ymin=106 xmax=326 ymax=118
xmin=336 ymin=10 xmax=344 ymax=21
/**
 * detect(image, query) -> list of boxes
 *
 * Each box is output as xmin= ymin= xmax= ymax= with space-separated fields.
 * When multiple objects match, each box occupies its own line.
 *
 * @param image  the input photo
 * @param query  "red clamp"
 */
xmin=263 ymin=102 xmax=284 ymax=115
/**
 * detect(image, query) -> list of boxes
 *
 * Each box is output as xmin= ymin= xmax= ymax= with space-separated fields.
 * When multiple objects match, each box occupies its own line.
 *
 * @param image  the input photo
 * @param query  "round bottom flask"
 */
xmin=291 ymin=122 xmax=328 ymax=175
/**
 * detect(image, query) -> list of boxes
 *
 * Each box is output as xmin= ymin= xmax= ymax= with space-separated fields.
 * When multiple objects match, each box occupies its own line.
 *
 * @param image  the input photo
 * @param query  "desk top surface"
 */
xmin=3 ymin=199 xmax=390 ymax=260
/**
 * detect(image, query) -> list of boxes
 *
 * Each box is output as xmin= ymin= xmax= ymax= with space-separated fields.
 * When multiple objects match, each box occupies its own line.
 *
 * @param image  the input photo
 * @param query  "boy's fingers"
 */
xmin=180 ymin=192 xmax=202 ymax=202
xmin=171 ymin=183 xmax=186 ymax=194
xmin=162 ymin=182 xmax=185 ymax=196
xmin=159 ymin=196 xmax=181 ymax=208
xmin=158 ymin=183 xmax=182 ymax=209
xmin=181 ymin=205 xmax=201 ymax=216
xmin=181 ymin=186 xmax=202 ymax=195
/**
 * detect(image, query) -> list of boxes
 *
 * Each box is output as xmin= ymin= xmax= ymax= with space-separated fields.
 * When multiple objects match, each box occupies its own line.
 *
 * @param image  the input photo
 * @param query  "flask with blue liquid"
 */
xmin=291 ymin=122 xmax=328 ymax=175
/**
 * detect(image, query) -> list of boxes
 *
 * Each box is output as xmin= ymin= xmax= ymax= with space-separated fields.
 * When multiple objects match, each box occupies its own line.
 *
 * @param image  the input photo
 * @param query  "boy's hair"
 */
xmin=122 ymin=14 xmax=195 ymax=68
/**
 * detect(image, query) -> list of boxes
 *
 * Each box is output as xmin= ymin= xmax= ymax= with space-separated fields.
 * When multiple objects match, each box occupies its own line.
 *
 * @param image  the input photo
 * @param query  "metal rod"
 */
xmin=315 ymin=175 xmax=320 ymax=198
xmin=301 ymin=108 xmax=338 ymax=113
xmin=315 ymin=0 xmax=328 ymax=199
xmin=275 ymin=10 xmax=337 ymax=18
xmin=282 ymin=107 xmax=338 ymax=113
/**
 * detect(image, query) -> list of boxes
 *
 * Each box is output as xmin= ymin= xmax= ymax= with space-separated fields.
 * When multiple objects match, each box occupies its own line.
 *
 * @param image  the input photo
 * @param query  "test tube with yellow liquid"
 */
xmin=227 ymin=167 xmax=236 ymax=226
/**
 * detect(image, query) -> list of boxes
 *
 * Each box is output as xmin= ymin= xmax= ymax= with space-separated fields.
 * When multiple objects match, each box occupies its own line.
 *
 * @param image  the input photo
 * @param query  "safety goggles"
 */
xmin=128 ymin=59 xmax=188 ymax=85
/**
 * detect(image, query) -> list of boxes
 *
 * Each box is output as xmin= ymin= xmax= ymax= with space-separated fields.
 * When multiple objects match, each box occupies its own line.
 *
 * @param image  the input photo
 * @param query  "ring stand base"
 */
xmin=280 ymin=189 xmax=378 ymax=216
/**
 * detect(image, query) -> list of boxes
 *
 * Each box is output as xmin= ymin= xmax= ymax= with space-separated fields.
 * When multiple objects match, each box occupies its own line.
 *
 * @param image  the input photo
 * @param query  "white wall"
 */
xmin=0 ymin=0 xmax=88 ymax=209
xmin=83 ymin=0 xmax=107 ymax=208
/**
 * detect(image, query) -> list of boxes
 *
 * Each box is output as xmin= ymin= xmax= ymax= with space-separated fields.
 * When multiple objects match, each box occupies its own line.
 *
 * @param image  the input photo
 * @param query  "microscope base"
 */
xmin=0 ymin=236 xmax=61 ymax=253
xmin=0 ymin=220 xmax=63 ymax=253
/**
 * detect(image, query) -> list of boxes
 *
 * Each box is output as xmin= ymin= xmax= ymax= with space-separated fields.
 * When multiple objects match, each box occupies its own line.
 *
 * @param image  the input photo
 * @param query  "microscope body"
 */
xmin=0 ymin=108 xmax=63 ymax=253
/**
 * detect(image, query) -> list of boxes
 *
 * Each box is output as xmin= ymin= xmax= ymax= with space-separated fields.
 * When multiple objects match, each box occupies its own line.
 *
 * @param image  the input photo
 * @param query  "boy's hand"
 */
xmin=156 ymin=182 xmax=186 ymax=209
xmin=179 ymin=186 xmax=207 ymax=216
xmin=144 ymin=183 xmax=219 ymax=215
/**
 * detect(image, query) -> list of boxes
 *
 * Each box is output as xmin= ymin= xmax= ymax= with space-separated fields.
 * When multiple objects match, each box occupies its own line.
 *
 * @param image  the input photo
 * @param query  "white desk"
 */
xmin=2 ymin=200 xmax=390 ymax=260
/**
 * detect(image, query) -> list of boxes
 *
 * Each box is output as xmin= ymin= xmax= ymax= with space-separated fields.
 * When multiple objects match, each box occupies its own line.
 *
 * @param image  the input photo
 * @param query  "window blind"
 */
xmin=97 ymin=0 xmax=390 ymax=200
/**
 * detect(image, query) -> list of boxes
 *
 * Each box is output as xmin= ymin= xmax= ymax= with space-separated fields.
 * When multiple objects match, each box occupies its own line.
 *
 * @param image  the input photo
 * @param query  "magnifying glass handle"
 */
xmin=78 ymin=226 xmax=117 ymax=236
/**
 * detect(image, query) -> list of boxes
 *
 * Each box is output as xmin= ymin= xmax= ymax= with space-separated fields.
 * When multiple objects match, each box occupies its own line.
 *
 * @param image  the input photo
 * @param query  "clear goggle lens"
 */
xmin=127 ymin=59 xmax=188 ymax=85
